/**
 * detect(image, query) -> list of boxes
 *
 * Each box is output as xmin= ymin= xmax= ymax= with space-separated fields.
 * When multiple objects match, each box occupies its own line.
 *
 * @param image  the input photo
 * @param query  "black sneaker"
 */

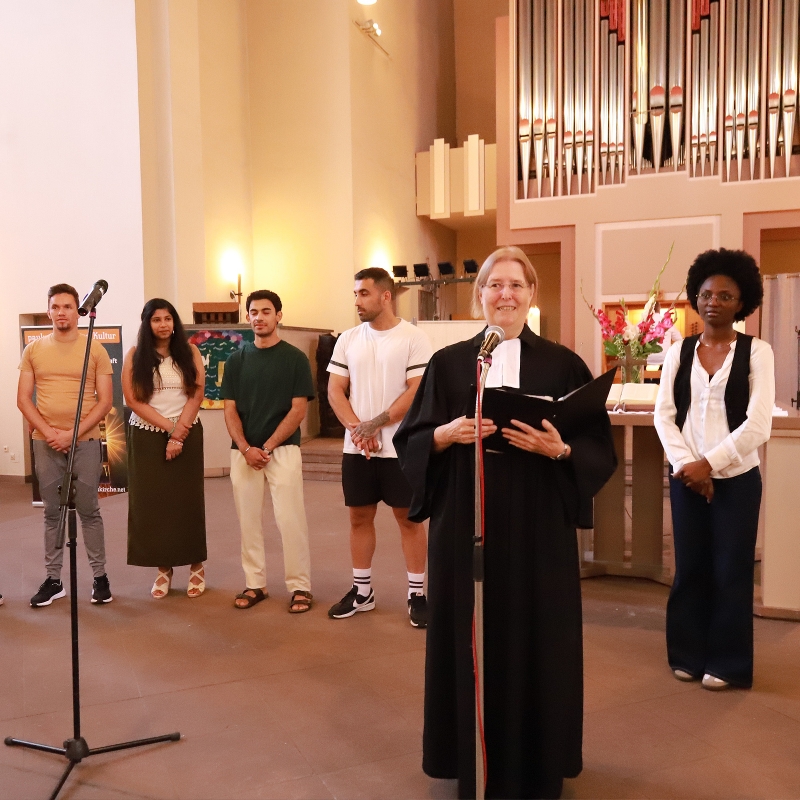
xmin=91 ymin=574 xmax=113 ymax=604
xmin=30 ymin=578 xmax=66 ymax=607
xmin=328 ymin=586 xmax=375 ymax=618
xmin=408 ymin=593 xmax=428 ymax=628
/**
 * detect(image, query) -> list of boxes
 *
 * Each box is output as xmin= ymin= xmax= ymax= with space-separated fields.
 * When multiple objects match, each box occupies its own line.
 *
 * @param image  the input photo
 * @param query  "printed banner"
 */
xmin=21 ymin=326 xmax=128 ymax=500
xmin=186 ymin=326 xmax=254 ymax=409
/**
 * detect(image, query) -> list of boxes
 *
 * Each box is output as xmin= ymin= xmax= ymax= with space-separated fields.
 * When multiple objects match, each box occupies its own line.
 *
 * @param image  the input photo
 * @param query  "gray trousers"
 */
xmin=33 ymin=439 xmax=106 ymax=579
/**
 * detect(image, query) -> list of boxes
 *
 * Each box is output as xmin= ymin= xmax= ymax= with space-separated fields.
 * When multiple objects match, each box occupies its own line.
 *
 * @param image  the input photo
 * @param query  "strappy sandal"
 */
xmin=151 ymin=568 xmax=173 ymax=599
xmin=233 ymin=587 xmax=268 ymax=609
xmin=288 ymin=590 xmax=313 ymax=614
xmin=187 ymin=565 xmax=205 ymax=598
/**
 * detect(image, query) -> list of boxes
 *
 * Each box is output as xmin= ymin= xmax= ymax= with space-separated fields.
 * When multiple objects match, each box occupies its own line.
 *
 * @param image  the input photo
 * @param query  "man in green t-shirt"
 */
xmin=222 ymin=290 xmax=315 ymax=613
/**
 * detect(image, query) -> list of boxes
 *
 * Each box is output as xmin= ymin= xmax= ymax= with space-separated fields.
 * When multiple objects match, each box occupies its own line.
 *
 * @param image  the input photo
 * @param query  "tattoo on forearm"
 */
xmin=354 ymin=411 xmax=389 ymax=439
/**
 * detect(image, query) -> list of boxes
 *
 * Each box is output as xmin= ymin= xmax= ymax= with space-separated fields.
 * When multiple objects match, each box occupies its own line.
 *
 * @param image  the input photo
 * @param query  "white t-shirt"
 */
xmin=328 ymin=319 xmax=432 ymax=458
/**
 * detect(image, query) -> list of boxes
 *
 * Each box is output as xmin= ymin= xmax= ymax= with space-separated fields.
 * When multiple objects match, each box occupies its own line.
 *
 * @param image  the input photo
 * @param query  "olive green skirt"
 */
xmin=127 ymin=422 xmax=207 ymax=567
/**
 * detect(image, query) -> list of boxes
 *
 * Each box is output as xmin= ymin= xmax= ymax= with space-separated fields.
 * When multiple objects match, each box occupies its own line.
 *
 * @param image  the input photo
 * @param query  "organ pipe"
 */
xmin=518 ymin=0 xmax=533 ymax=198
xmin=545 ymin=0 xmax=558 ymax=196
xmin=514 ymin=0 xmax=797 ymax=201
xmin=564 ymin=0 xmax=575 ymax=194
xmin=532 ymin=0 xmax=547 ymax=196
xmin=783 ymin=0 xmax=799 ymax=177
xmin=747 ymin=0 xmax=762 ymax=179
xmin=585 ymin=0 xmax=595 ymax=191
xmin=724 ymin=0 xmax=736 ymax=179
xmin=600 ymin=17 xmax=610 ymax=181
xmin=669 ymin=0 xmax=685 ymax=169
xmin=633 ymin=0 xmax=649 ymax=172
xmin=575 ymin=0 xmax=586 ymax=193
xmin=735 ymin=0 xmax=749 ymax=179
xmin=768 ymin=0 xmax=783 ymax=177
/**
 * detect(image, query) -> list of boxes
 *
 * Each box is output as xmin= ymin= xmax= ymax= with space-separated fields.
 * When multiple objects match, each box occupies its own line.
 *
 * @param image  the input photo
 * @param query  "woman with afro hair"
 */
xmin=654 ymin=248 xmax=774 ymax=691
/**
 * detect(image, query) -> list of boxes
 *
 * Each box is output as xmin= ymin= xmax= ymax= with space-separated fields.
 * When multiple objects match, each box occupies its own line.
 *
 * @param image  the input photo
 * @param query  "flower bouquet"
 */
xmin=583 ymin=244 xmax=682 ymax=384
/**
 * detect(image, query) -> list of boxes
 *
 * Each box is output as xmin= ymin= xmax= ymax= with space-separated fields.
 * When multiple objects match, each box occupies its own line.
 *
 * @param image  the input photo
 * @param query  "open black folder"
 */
xmin=479 ymin=367 xmax=617 ymax=452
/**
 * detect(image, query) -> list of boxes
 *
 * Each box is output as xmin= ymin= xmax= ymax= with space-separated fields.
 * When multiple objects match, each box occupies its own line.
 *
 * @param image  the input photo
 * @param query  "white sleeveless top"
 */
xmin=129 ymin=356 xmax=198 ymax=431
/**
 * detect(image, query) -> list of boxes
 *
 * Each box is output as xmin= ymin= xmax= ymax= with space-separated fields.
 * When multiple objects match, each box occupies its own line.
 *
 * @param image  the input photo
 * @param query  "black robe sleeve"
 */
xmin=555 ymin=355 xmax=618 ymax=529
xmin=394 ymin=350 xmax=455 ymax=523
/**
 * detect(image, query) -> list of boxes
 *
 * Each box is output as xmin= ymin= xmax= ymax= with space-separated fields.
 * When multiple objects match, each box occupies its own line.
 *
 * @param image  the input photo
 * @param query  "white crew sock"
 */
xmin=408 ymin=572 xmax=425 ymax=599
xmin=353 ymin=568 xmax=372 ymax=597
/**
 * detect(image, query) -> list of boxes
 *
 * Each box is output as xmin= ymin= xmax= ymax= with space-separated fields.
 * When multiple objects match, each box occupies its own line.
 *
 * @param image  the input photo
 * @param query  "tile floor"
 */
xmin=1 ymin=478 xmax=799 ymax=799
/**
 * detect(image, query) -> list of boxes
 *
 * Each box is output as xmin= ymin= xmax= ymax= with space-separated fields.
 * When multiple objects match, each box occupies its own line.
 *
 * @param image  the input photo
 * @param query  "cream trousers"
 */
xmin=230 ymin=445 xmax=311 ymax=593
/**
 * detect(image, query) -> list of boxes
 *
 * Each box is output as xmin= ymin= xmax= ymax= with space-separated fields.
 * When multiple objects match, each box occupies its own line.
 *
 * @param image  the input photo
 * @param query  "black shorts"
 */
xmin=341 ymin=454 xmax=413 ymax=508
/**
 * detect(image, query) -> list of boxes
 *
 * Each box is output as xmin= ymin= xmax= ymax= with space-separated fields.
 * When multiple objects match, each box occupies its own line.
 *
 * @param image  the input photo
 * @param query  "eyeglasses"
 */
xmin=697 ymin=290 xmax=739 ymax=303
xmin=483 ymin=281 xmax=531 ymax=294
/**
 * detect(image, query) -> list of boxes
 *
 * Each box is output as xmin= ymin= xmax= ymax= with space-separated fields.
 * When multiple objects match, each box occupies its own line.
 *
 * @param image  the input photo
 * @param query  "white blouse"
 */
xmin=129 ymin=357 xmax=197 ymax=431
xmin=654 ymin=337 xmax=775 ymax=479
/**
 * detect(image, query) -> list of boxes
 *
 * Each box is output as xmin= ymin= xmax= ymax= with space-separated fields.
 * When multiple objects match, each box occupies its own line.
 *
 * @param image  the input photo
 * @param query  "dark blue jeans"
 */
xmin=667 ymin=467 xmax=762 ymax=688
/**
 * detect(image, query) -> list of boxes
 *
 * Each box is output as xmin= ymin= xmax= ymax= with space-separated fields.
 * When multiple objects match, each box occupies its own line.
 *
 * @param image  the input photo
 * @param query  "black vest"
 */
xmin=674 ymin=333 xmax=752 ymax=432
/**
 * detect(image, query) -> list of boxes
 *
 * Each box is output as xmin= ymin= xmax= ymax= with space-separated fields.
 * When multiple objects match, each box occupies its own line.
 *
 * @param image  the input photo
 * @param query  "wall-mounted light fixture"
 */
xmin=463 ymin=259 xmax=479 ymax=274
xmin=354 ymin=16 xmax=387 ymax=56
xmin=357 ymin=19 xmax=381 ymax=36
xmin=437 ymin=261 xmax=455 ymax=276
xmin=392 ymin=265 xmax=408 ymax=279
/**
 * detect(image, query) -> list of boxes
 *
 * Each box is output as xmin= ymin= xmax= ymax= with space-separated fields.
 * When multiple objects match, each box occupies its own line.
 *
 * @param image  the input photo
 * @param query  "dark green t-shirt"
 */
xmin=220 ymin=340 xmax=315 ymax=450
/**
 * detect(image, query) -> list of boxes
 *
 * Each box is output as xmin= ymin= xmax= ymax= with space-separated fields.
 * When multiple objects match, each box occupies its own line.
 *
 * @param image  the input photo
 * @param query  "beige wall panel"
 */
xmin=245 ymin=0 xmax=354 ymax=334
xmin=0 ymin=0 xmax=145 ymax=476
xmin=454 ymin=0 xmax=509 ymax=143
xmin=197 ymin=0 xmax=254 ymax=306
xmin=137 ymin=0 xmax=207 ymax=319
xmin=598 ymin=218 xmax=719 ymax=298
xmin=350 ymin=0 xmax=456 ymax=325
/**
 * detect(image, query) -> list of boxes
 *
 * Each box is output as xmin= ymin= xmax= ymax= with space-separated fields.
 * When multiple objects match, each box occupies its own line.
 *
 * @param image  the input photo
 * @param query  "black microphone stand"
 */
xmin=5 ymin=306 xmax=180 ymax=800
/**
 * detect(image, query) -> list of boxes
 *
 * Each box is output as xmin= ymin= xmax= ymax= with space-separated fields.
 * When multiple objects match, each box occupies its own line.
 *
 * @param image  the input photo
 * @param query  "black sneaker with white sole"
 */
xmin=91 ymin=574 xmax=113 ymax=604
xmin=30 ymin=577 xmax=66 ymax=607
xmin=328 ymin=586 xmax=375 ymax=618
xmin=408 ymin=593 xmax=428 ymax=628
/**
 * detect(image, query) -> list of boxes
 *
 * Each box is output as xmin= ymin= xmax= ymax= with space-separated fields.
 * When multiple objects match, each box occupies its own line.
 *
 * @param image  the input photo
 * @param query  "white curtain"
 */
xmin=761 ymin=274 xmax=800 ymax=407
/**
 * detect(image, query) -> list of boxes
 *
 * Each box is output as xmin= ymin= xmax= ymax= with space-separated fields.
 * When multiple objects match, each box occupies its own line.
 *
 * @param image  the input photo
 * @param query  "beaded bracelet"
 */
xmin=168 ymin=438 xmax=183 ymax=447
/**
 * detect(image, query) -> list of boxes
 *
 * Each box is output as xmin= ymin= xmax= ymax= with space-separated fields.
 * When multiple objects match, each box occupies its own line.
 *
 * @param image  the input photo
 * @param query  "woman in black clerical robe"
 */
xmin=394 ymin=247 xmax=617 ymax=800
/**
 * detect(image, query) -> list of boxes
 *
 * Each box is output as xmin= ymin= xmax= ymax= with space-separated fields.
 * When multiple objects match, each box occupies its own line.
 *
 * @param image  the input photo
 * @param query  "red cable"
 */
xmin=472 ymin=359 xmax=488 ymax=791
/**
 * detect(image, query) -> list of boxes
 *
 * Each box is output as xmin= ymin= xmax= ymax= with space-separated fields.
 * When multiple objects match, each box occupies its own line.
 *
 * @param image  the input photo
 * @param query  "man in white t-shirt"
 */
xmin=327 ymin=268 xmax=433 ymax=627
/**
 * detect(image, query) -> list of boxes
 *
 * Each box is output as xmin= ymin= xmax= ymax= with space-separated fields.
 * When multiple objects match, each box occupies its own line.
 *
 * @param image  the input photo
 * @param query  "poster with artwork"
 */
xmin=21 ymin=326 xmax=127 ymax=502
xmin=186 ymin=326 xmax=254 ymax=409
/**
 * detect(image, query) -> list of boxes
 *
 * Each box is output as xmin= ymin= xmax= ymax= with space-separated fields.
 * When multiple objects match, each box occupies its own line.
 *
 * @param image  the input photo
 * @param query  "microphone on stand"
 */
xmin=478 ymin=325 xmax=505 ymax=361
xmin=78 ymin=280 xmax=109 ymax=316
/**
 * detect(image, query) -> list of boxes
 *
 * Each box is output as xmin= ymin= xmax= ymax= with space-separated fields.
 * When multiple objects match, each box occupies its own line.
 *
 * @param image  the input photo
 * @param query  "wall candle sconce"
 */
xmin=354 ymin=18 xmax=388 ymax=56
xmin=229 ymin=275 xmax=242 ymax=323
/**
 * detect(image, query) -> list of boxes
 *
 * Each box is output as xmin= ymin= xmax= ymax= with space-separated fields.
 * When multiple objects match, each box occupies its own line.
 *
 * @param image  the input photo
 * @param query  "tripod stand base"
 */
xmin=5 ymin=732 xmax=181 ymax=800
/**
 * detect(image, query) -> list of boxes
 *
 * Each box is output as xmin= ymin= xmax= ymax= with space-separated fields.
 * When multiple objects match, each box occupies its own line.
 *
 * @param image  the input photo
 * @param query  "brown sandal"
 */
xmin=288 ymin=590 xmax=313 ymax=614
xmin=234 ymin=588 xmax=268 ymax=609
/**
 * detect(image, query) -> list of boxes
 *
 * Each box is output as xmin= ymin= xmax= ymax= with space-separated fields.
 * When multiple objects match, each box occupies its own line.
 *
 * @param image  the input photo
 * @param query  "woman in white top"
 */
xmin=654 ymin=249 xmax=774 ymax=691
xmin=122 ymin=299 xmax=207 ymax=598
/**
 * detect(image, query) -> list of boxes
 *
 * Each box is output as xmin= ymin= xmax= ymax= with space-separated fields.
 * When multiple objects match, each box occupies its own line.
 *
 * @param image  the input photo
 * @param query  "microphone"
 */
xmin=78 ymin=280 xmax=109 ymax=316
xmin=478 ymin=325 xmax=505 ymax=360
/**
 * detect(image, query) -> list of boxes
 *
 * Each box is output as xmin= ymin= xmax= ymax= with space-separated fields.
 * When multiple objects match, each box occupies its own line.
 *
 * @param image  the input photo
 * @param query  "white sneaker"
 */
xmin=702 ymin=673 xmax=731 ymax=690
xmin=673 ymin=669 xmax=696 ymax=682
